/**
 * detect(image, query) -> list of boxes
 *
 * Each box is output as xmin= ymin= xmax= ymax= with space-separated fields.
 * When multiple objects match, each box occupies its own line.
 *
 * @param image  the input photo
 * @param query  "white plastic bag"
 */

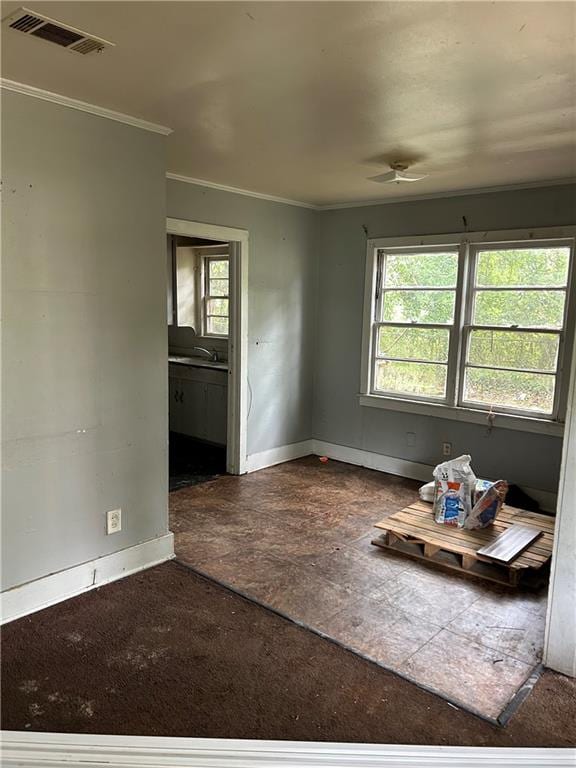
xmin=419 ymin=481 xmax=435 ymax=503
xmin=432 ymin=455 xmax=476 ymax=527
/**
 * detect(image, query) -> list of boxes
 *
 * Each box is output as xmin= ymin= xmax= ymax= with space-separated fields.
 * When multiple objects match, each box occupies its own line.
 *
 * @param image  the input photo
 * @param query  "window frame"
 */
xmin=360 ymin=227 xmax=576 ymax=434
xmin=202 ymin=253 xmax=230 ymax=338
xmin=370 ymin=244 xmax=464 ymax=405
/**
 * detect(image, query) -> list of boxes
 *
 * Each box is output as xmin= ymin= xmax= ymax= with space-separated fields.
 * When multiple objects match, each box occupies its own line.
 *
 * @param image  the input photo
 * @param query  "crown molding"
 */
xmin=316 ymin=177 xmax=576 ymax=210
xmin=0 ymin=78 xmax=172 ymax=135
xmin=166 ymin=172 xmax=318 ymax=210
xmin=167 ymin=172 xmax=575 ymax=212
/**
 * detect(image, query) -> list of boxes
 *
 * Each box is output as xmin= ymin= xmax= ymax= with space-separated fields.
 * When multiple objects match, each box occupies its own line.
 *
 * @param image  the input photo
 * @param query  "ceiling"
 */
xmin=2 ymin=1 xmax=575 ymax=206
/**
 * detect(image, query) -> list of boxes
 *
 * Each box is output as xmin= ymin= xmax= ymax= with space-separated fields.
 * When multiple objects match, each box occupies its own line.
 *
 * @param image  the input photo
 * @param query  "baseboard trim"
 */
xmin=1 ymin=533 xmax=174 ymax=625
xmin=313 ymin=440 xmax=431 ymax=482
xmin=1 ymin=732 xmax=573 ymax=767
xmin=244 ymin=438 xmax=557 ymax=512
xmin=311 ymin=440 xmax=558 ymax=513
xmin=246 ymin=440 xmax=314 ymax=473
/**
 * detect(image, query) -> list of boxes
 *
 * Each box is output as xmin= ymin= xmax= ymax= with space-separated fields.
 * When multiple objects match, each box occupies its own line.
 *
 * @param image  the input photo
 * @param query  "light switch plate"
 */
xmin=106 ymin=508 xmax=122 ymax=534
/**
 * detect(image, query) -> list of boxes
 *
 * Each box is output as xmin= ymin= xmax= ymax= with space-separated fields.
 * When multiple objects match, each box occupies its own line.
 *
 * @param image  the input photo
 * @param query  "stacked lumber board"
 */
xmin=372 ymin=500 xmax=554 ymax=587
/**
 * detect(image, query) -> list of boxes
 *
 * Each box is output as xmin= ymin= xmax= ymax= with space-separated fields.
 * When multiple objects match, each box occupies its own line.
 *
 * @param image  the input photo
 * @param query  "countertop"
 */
xmin=169 ymin=355 xmax=228 ymax=372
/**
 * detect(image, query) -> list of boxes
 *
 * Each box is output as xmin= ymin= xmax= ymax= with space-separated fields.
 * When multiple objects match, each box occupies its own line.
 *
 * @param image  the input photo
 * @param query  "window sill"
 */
xmin=358 ymin=394 xmax=564 ymax=436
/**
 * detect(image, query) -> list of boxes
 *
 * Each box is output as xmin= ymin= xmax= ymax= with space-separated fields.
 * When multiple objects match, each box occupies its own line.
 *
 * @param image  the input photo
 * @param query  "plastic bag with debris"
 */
xmin=465 ymin=480 xmax=508 ymax=530
xmin=432 ymin=455 xmax=476 ymax=527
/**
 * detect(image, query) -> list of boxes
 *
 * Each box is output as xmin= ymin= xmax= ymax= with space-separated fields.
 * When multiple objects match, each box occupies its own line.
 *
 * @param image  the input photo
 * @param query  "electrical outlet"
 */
xmin=442 ymin=442 xmax=452 ymax=457
xmin=406 ymin=432 xmax=416 ymax=447
xmin=106 ymin=508 xmax=122 ymax=534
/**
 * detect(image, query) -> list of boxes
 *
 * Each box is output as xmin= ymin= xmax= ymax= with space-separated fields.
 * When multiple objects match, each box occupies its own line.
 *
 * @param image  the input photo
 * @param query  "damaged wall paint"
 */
xmin=1 ymin=91 xmax=169 ymax=591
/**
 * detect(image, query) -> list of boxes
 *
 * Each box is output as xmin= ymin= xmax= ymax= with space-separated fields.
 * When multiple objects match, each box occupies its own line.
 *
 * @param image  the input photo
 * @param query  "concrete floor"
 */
xmin=170 ymin=456 xmax=548 ymax=721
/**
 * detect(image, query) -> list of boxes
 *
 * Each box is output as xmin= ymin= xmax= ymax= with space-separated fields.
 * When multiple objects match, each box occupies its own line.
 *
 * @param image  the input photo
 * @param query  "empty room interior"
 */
xmin=1 ymin=0 xmax=576 ymax=760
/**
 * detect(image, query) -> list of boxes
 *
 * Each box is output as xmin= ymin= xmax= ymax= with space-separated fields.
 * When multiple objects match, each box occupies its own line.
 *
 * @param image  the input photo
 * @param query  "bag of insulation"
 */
xmin=432 ymin=455 xmax=476 ymax=527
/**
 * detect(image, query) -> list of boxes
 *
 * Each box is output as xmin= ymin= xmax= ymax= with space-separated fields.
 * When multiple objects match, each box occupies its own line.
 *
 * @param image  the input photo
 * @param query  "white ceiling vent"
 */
xmin=3 ymin=7 xmax=114 ymax=55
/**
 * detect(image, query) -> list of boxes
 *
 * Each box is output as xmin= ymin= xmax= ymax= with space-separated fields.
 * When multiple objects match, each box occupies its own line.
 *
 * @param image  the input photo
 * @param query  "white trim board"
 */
xmin=0 ymin=533 xmax=174 ymax=625
xmin=167 ymin=218 xmax=249 ymax=476
xmin=167 ymin=172 xmax=576 ymax=212
xmin=0 ymin=78 xmax=172 ymax=135
xmin=166 ymin=172 xmax=317 ymax=210
xmin=544 ymin=325 xmax=576 ymax=676
xmin=246 ymin=440 xmax=314 ymax=473
xmin=246 ymin=439 xmax=557 ymax=513
xmin=313 ymin=440 xmax=558 ymax=513
xmin=1 ymin=733 xmax=573 ymax=768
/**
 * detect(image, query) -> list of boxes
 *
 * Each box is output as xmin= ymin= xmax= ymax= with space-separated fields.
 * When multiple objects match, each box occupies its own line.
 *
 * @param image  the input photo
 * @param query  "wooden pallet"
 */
xmin=372 ymin=500 xmax=554 ymax=587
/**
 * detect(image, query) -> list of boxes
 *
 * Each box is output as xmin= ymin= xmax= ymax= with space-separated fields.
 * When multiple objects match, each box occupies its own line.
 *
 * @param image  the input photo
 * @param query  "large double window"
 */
xmin=363 ymin=228 xmax=575 ymax=425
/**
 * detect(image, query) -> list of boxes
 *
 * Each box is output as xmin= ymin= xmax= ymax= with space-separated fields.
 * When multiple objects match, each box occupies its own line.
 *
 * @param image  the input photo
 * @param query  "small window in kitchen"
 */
xmin=203 ymin=256 xmax=229 ymax=337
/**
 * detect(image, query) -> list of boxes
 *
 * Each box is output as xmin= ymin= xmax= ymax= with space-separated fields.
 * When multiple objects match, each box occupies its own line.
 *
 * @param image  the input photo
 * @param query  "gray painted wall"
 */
xmin=1 ymin=92 xmax=168 ymax=591
xmin=167 ymin=181 xmax=317 ymax=455
xmin=314 ymin=184 xmax=576 ymax=492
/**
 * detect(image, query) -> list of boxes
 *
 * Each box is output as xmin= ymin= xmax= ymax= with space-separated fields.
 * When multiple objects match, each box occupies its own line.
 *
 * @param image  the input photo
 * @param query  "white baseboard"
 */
xmin=246 ymin=440 xmax=314 ymax=473
xmin=1 ymin=732 xmax=573 ymax=767
xmin=244 ymin=438 xmax=557 ymax=512
xmin=313 ymin=440 xmax=432 ymax=482
xmin=1 ymin=533 xmax=174 ymax=625
xmin=311 ymin=440 xmax=558 ymax=513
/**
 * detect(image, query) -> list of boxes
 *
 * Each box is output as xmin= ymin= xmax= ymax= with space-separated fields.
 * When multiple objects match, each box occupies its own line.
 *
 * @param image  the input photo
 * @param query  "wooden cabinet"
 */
xmin=169 ymin=363 xmax=228 ymax=445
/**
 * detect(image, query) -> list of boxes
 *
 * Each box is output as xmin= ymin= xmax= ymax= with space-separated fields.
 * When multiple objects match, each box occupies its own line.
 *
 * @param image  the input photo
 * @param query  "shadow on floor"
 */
xmin=169 ymin=432 xmax=226 ymax=492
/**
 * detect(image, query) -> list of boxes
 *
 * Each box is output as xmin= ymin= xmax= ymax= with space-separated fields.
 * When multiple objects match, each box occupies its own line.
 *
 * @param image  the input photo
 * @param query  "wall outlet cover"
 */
xmin=106 ymin=508 xmax=122 ymax=535
xmin=442 ymin=442 xmax=452 ymax=457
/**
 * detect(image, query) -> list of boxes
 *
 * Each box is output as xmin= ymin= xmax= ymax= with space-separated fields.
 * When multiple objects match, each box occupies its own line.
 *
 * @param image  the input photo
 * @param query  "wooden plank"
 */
xmin=477 ymin=525 xmax=544 ymax=564
xmin=407 ymin=502 xmax=555 ymax=536
xmin=387 ymin=510 xmax=553 ymax=559
xmin=371 ymin=499 xmax=554 ymax=587
xmin=376 ymin=516 xmax=548 ymax=566
xmin=411 ymin=499 xmax=555 ymax=532
xmin=371 ymin=538 xmax=522 ymax=588
xmin=377 ymin=506 xmax=553 ymax=560
xmin=374 ymin=504 xmax=553 ymax=573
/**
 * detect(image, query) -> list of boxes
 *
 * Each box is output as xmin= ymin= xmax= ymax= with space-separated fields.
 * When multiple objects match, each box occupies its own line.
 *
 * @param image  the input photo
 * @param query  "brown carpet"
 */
xmin=1 ymin=562 xmax=574 ymax=745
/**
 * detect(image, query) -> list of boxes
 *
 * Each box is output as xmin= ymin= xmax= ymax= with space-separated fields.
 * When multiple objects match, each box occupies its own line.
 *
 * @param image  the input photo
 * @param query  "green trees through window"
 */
xmin=372 ymin=244 xmax=571 ymax=416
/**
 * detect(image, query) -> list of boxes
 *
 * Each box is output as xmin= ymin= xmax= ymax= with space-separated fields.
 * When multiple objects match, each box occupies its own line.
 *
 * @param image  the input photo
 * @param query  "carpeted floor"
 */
xmin=1 ymin=561 xmax=574 ymax=746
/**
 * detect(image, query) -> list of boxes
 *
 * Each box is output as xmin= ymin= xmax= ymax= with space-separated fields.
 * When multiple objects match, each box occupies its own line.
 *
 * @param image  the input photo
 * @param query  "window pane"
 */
xmin=209 ymin=259 xmax=229 ymax=278
xmin=383 ymin=251 xmax=458 ymax=288
xmin=381 ymin=290 xmax=455 ymax=324
xmin=207 ymin=316 xmax=229 ymax=335
xmin=468 ymin=330 xmax=559 ymax=372
xmin=473 ymin=290 xmax=565 ymax=328
xmin=210 ymin=278 xmax=229 ymax=297
xmin=207 ymin=298 xmax=229 ymax=316
xmin=463 ymin=367 xmax=555 ymax=414
xmin=476 ymin=248 xmax=570 ymax=287
xmin=377 ymin=326 xmax=450 ymax=362
xmin=375 ymin=360 xmax=447 ymax=398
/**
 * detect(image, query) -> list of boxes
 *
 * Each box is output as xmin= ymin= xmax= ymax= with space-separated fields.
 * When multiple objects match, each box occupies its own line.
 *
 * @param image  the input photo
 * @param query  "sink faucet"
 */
xmin=192 ymin=346 xmax=219 ymax=362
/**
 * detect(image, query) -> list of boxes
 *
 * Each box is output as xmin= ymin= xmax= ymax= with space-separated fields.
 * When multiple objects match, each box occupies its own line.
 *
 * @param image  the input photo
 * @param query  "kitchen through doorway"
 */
xmin=166 ymin=218 xmax=249 ymax=490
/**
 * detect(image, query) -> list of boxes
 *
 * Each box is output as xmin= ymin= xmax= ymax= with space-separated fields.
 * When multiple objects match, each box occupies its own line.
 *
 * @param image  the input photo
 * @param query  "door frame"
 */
xmin=167 ymin=217 xmax=248 ymax=475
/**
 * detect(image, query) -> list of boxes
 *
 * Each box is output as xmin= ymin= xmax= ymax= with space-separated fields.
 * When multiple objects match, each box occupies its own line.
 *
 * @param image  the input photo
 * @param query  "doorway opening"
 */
xmin=166 ymin=218 xmax=248 ymax=490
